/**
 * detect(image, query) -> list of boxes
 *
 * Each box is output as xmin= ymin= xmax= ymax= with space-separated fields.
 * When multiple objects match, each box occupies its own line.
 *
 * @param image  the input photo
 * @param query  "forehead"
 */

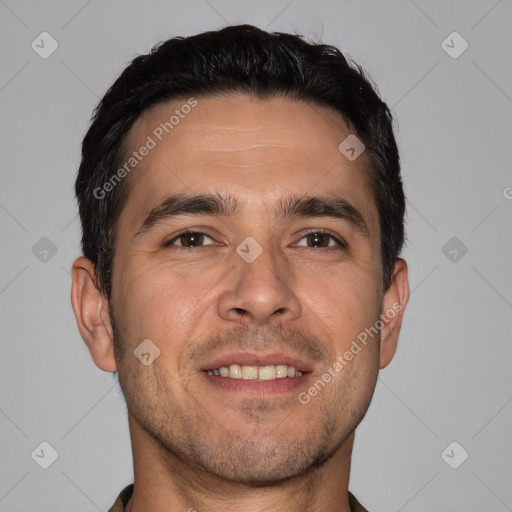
xmin=121 ymin=95 xmax=377 ymax=228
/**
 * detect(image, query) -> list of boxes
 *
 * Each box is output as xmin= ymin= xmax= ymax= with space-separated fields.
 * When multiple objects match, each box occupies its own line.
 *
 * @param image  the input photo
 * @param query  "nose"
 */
xmin=217 ymin=245 xmax=301 ymax=326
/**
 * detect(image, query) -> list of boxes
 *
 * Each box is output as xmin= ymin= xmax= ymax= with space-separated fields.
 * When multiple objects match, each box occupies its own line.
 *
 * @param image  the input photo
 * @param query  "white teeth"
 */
xmin=258 ymin=365 xmax=277 ymax=380
xmin=242 ymin=366 xmax=258 ymax=379
xmin=207 ymin=364 xmax=305 ymax=380
xmin=275 ymin=365 xmax=288 ymax=378
xmin=229 ymin=364 xmax=242 ymax=379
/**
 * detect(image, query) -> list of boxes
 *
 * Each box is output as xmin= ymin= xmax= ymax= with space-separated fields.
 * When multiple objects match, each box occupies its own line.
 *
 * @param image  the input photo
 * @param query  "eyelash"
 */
xmin=164 ymin=229 xmax=346 ymax=250
xmin=294 ymin=230 xmax=347 ymax=249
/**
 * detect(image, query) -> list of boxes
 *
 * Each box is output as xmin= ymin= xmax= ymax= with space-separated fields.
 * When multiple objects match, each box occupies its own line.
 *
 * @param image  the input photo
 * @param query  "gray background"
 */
xmin=1 ymin=1 xmax=511 ymax=511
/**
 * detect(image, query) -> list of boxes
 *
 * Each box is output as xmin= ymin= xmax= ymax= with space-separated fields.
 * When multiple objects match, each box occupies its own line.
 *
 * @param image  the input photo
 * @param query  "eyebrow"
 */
xmin=134 ymin=193 xmax=369 ymax=238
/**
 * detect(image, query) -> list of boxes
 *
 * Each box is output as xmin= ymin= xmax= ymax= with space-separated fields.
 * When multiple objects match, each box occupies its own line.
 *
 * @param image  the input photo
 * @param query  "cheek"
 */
xmin=111 ymin=255 xmax=227 ymax=349
xmin=298 ymin=262 xmax=381 ymax=342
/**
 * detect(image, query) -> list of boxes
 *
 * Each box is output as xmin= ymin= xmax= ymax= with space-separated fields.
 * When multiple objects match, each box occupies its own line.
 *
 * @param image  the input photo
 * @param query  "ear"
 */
xmin=379 ymin=258 xmax=409 ymax=369
xmin=71 ymin=257 xmax=117 ymax=372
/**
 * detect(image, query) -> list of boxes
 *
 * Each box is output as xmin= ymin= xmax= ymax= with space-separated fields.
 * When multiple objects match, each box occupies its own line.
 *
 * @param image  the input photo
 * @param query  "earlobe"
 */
xmin=379 ymin=259 xmax=409 ymax=369
xmin=71 ymin=257 xmax=117 ymax=372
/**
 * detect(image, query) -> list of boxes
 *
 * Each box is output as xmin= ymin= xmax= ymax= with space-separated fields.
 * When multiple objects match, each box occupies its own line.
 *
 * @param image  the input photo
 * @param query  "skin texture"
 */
xmin=71 ymin=95 xmax=409 ymax=512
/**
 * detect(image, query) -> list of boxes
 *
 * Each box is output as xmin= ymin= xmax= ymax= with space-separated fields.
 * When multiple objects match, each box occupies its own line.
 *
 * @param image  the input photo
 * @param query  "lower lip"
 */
xmin=201 ymin=371 xmax=312 ymax=397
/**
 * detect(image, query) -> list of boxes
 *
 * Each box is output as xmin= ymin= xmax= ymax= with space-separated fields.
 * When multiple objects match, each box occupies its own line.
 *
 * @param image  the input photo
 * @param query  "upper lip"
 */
xmin=200 ymin=351 xmax=314 ymax=373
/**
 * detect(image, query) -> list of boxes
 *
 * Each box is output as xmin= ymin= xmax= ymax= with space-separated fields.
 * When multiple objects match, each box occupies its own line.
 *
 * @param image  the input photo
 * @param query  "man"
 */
xmin=71 ymin=24 xmax=409 ymax=512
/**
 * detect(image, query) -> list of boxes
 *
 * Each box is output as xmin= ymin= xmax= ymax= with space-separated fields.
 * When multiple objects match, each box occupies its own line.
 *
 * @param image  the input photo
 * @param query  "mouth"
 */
xmin=199 ymin=352 xmax=313 ymax=396
xmin=204 ymin=364 xmax=304 ymax=380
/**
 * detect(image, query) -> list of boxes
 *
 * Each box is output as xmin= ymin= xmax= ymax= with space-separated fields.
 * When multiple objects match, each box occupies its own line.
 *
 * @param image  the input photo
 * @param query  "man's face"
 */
xmin=109 ymin=95 xmax=386 ymax=483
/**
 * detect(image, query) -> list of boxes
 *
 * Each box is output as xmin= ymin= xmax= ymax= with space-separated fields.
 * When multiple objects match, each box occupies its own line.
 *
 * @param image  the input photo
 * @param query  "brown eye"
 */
xmin=306 ymin=232 xmax=330 ymax=247
xmin=167 ymin=232 xmax=215 ymax=248
xmin=295 ymin=231 xmax=343 ymax=248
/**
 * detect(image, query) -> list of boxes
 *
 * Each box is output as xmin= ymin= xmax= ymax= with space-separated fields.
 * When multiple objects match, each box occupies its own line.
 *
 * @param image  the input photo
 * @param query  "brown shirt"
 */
xmin=107 ymin=484 xmax=369 ymax=511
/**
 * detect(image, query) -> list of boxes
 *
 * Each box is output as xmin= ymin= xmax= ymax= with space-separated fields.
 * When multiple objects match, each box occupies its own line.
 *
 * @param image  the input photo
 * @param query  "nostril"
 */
xmin=235 ymin=308 xmax=247 ymax=316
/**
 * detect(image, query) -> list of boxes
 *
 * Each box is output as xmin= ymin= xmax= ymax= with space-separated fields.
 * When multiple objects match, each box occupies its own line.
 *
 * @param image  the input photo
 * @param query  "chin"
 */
xmin=183 ymin=434 xmax=336 ymax=485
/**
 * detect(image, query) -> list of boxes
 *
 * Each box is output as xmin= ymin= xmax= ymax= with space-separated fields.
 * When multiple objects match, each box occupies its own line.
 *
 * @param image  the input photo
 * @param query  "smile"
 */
xmin=205 ymin=364 xmax=305 ymax=380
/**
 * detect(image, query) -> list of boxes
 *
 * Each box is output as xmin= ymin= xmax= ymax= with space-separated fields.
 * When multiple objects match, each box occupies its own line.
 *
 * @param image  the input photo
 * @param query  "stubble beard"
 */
xmin=110 ymin=307 xmax=377 ymax=485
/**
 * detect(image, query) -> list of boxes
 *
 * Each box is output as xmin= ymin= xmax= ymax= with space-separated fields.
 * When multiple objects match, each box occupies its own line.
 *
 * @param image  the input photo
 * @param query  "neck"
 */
xmin=124 ymin=410 xmax=356 ymax=512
